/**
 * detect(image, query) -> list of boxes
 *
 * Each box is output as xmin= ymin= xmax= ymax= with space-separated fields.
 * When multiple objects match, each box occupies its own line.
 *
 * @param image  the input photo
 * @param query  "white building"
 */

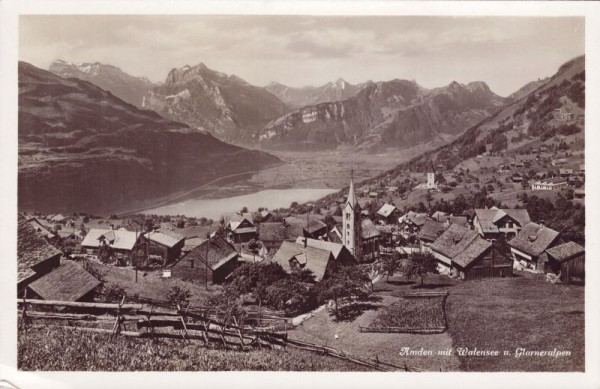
xmin=531 ymin=177 xmax=568 ymax=191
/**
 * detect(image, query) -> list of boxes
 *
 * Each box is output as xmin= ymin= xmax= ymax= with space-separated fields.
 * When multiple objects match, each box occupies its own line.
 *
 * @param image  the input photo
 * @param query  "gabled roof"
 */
xmin=361 ymin=218 xmax=381 ymax=239
xmin=258 ymin=222 xmax=303 ymax=242
xmin=431 ymin=224 xmax=479 ymax=259
xmin=28 ymin=261 xmax=101 ymax=301
xmin=546 ymin=241 xmax=584 ymax=263
xmin=179 ymin=235 xmax=238 ymax=270
xmin=81 ymin=228 xmax=140 ymax=251
xmin=474 ymin=208 xmax=531 ymax=233
xmin=27 ymin=218 xmax=56 ymax=240
xmin=452 ymin=238 xmax=492 ymax=268
xmin=294 ymin=237 xmax=348 ymax=261
xmin=271 ymin=241 xmax=332 ymax=282
xmin=18 ymin=215 xmax=62 ymax=283
xmin=418 ymin=220 xmax=447 ymax=242
xmin=508 ymin=222 xmax=560 ymax=257
xmin=376 ymin=203 xmax=397 ymax=218
xmin=223 ymin=212 xmax=255 ymax=229
xmin=144 ymin=231 xmax=184 ymax=248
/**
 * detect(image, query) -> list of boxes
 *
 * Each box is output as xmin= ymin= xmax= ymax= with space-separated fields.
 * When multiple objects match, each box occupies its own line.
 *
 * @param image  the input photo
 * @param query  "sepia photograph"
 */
xmin=1 ymin=1 xmax=599 ymax=388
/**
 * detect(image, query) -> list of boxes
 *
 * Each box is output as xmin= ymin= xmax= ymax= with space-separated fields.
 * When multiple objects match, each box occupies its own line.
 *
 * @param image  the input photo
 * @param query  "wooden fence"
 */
xmin=17 ymin=298 xmax=431 ymax=372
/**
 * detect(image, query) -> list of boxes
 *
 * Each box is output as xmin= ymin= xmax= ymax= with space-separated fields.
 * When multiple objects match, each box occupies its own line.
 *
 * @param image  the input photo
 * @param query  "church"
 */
xmin=342 ymin=178 xmax=381 ymax=263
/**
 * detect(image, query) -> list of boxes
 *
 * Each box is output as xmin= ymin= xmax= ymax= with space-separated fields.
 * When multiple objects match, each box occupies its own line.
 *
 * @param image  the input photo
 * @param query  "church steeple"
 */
xmin=342 ymin=176 xmax=362 ymax=257
xmin=347 ymin=178 xmax=358 ymax=209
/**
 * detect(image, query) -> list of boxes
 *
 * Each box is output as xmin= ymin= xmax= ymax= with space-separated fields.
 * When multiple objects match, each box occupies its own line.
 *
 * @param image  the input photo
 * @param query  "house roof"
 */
xmin=50 ymin=213 xmax=67 ymax=222
xmin=182 ymin=237 xmax=206 ymax=252
xmin=361 ymin=218 xmax=381 ymax=240
xmin=258 ymin=222 xmax=304 ymax=242
xmin=28 ymin=261 xmax=101 ymax=301
xmin=404 ymin=211 xmax=428 ymax=226
xmin=81 ymin=228 xmax=140 ymax=251
xmin=223 ymin=212 xmax=255 ymax=229
xmin=18 ymin=216 xmax=62 ymax=283
xmin=232 ymin=226 xmax=257 ymax=235
xmin=377 ymin=203 xmax=397 ymax=218
xmin=418 ymin=220 xmax=447 ymax=242
xmin=431 ymin=211 xmax=448 ymax=221
xmin=27 ymin=218 xmax=56 ymax=240
xmin=271 ymin=241 xmax=332 ymax=282
xmin=535 ymin=177 xmax=567 ymax=185
xmin=431 ymin=224 xmax=479 ymax=259
xmin=508 ymin=222 xmax=560 ymax=257
xmin=474 ymin=208 xmax=531 ymax=233
xmin=164 ymin=225 xmax=216 ymax=240
xmin=546 ymin=241 xmax=585 ymax=263
xmin=452 ymin=238 xmax=492 ymax=268
xmin=328 ymin=227 xmax=343 ymax=244
xmin=179 ymin=235 xmax=238 ymax=270
xmin=144 ymin=231 xmax=184 ymax=248
xmin=294 ymin=237 xmax=347 ymax=261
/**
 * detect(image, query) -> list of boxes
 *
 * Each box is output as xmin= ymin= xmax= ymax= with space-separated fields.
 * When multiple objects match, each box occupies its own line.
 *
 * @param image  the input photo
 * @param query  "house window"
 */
xmin=190 ymin=260 xmax=194 ymax=268
xmin=346 ymin=213 xmax=351 ymax=219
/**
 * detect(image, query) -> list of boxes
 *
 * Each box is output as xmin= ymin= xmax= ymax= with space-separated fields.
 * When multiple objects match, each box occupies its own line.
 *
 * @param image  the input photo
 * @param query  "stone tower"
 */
xmin=426 ymin=172 xmax=437 ymax=189
xmin=342 ymin=178 xmax=362 ymax=257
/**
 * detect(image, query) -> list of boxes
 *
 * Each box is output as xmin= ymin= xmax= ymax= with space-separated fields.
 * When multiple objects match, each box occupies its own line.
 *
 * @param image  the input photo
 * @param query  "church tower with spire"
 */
xmin=342 ymin=177 xmax=362 ymax=257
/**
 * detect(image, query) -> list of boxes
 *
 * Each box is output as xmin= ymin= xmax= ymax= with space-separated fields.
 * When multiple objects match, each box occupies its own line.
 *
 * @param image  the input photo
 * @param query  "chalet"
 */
xmin=531 ymin=177 xmax=568 ymax=191
xmin=17 ymin=215 xmax=62 ymax=296
xmin=430 ymin=224 xmax=512 ymax=279
xmin=369 ymin=191 xmax=379 ymax=198
xmin=272 ymin=239 xmax=355 ymax=282
xmin=27 ymin=261 xmax=102 ymax=302
xmin=294 ymin=237 xmax=357 ymax=266
xmin=284 ymin=216 xmax=328 ymax=239
xmin=224 ymin=213 xmax=257 ymax=243
xmin=431 ymin=211 xmax=448 ymax=222
xmin=574 ymin=188 xmax=585 ymax=199
xmin=143 ymin=231 xmax=185 ymax=265
xmin=473 ymin=207 xmax=531 ymax=240
xmin=508 ymin=222 xmax=560 ymax=272
xmin=259 ymin=210 xmax=272 ymax=222
xmin=534 ymin=172 xmax=547 ymax=180
xmin=511 ymin=175 xmax=523 ymax=183
xmin=388 ymin=186 xmax=398 ymax=193
xmin=417 ymin=220 xmax=447 ymax=252
xmin=50 ymin=213 xmax=68 ymax=224
xmin=257 ymin=221 xmax=305 ymax=252
xmin=171 ymin=236 xmax=239 ymax=284
xmin=551 ymin=158 xmax=568 ymax=166
xmin=376 ymin=203 xmax=400 ymax=224
xmin=579 ymin=164 xmax=585 ymax=173
xmin=328 ymin=225 xmax=343 ymax=245
xmin=81 ymin=228 xmax=143 ymax=263
xmin=544 ymin=241 xmax=585 ymax=284
xmin=27 ymin=217 xmax=56 ymax=240
xmin=559 ymin=168 xmax=574 ymax=177
xmin=360 ymin=218 xmax=381 ymax=262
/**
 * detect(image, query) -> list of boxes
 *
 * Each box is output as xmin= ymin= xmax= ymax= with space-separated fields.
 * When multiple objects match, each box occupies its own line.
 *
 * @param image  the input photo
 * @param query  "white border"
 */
xmin=1 ymin=1 xmax=599 ymax=388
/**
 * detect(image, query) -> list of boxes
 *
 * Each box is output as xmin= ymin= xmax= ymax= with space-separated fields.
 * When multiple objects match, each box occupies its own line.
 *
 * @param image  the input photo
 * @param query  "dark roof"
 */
xmin=18 ymin=215 xmax=62 ymax=283
xmin=179 ymin=236 xmax=238 ymax=270
xmin=508 ymin=222 xmax=560 ymax=257
xmin=258 ymin=222 xmax=303 ymax=242
xmin=28 ymin=261 xmax=101 ymax=301
xmin=448 ymin=216 xmax=469 ymax=227
xmin=361 ymin=218 xmax=381 ymax=239
xmin=452 ymin=238 xmax=492 ymax=268
xmin=271 ymin=241 xmax=332 ymax=282
xmin=164 ymin=225 xmax=216 ymax=240
xmin=430 ymin=224 xmax=479 ymax=259
xmin=546 ymin=241 xmax=585 ymax=263
xmin=418 ymin=220 xmax=447 ymax=242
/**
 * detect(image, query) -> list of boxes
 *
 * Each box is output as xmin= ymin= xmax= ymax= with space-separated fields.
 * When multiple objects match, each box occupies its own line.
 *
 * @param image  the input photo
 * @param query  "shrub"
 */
xmin=166 ymin=286 xmax=192 ymax=307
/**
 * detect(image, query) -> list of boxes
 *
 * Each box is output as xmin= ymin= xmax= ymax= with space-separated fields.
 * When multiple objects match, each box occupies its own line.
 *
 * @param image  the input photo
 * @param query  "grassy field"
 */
xmin=85 ymin=260 xmax=217 ymax=305
xmin=18 ymin=326 xmax=370 ymax=371
xmin=374 ymin=271 xmax=584 ymax=371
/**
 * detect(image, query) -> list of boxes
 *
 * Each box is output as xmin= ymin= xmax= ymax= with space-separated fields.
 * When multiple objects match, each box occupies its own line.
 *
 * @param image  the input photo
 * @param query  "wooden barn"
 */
xmin=143 ymin=231 xmax=185 ymax=265
xmin=170 ymin=236 xmax=239 ymax=284
xmin=17 ymin=215 xmax=62 ymax=296
xmin=544 ymin=241 xmax=585 ymax=284
xmin=508 ymin=222 xmax=560 ymax=272
xmin=27 ymin=261 xmax=102 ymax=302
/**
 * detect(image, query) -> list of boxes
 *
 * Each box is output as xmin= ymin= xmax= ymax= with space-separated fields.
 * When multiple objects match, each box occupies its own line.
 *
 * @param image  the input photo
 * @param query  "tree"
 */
xmin=403 ymin=252 xmax=439 ymax=287
xmin=240 ymin=206 xmax=249 ymax=213
xmin=379 ymin=251 xmax=402 ymax=282
xmin=315 ymin=264 xmax=370 ymax=319
xmin=176 ymin=220 xmax=185 ymax=229
xmin=226 ymin=262 xmax=288 ymax=306
xmin=166 ymin=286 xmax=192 ymax=307
xmin=98 ymin=243 xmax=113 ymax=264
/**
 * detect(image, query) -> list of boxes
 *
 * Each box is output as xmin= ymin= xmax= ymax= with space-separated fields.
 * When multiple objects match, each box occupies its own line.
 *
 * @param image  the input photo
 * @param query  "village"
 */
xmin=17 ymin=154 xmax=585 ymax=371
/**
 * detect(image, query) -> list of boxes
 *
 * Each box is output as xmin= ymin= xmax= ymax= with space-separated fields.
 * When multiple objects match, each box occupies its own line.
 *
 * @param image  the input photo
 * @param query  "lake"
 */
xmin=142 ymin=188 xmax=338 ymax=219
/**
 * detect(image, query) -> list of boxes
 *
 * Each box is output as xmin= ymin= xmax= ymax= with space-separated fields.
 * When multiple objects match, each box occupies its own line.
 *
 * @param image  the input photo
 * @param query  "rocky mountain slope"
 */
xmin=386 ymin=55 xmax=585 ymax=174
xmin=141 ymin=63 xmax=289 ymax=144
xmin=254 ymin=79 xmax=506 ymax=151
xmin=49 ymin=60 xmax=156 ymax=108
xmin=18 ymin=62 xmax=280 ymax=213
xmin=265 ymin=78 xmax=368 ymax=108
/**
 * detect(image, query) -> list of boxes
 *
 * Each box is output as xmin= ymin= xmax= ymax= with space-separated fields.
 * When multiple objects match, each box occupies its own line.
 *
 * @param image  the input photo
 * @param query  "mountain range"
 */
xmin=49 ymin=60 xmax=156 ymax=108
xmin=19 ymin=61 xmax=279 ymax=213
xmin=255 ymin=79 xmax=505 ymax=151
xmin=49 ymin=60 xmax=506 ymax=151
xmin=265 ymin=78 xmax=368 ymax=108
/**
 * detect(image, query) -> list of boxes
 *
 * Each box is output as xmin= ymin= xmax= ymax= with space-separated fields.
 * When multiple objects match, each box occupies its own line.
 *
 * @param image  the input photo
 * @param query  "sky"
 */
xmin=19 ymin=15 xmax=584 ymax=96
